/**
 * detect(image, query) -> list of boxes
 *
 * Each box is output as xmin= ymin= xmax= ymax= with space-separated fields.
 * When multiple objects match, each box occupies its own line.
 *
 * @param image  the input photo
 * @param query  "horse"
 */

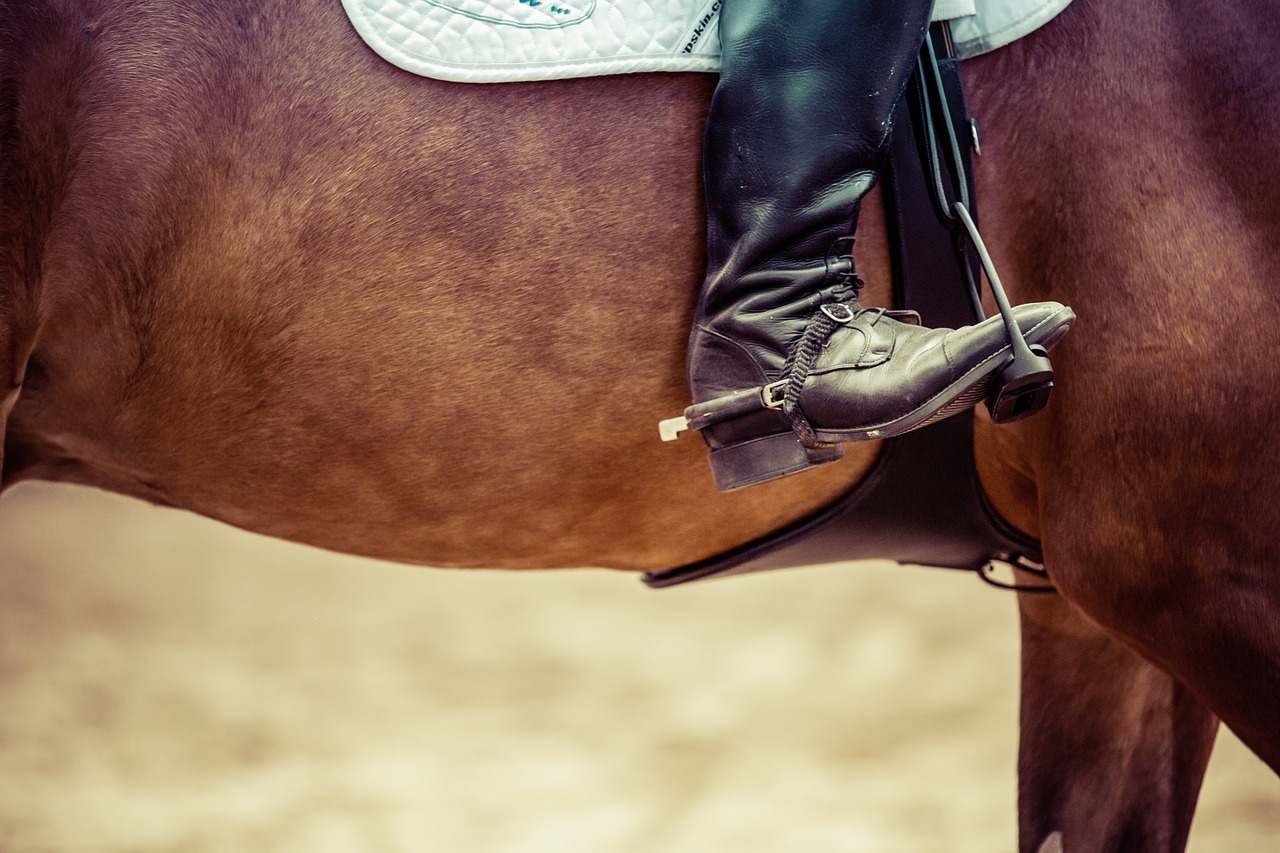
xmin=1 ymin=0 xmax=1277 ymax=849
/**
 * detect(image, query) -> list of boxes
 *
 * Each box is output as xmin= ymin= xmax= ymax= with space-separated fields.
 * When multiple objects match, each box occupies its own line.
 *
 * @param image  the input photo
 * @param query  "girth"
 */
xmin=644 ymin=24 xmax=1040 ymax=589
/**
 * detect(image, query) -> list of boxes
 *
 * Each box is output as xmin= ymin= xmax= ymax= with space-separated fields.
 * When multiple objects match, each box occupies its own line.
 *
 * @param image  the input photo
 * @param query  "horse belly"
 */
xmin=9 ymin=37 xmax=885 ymax=570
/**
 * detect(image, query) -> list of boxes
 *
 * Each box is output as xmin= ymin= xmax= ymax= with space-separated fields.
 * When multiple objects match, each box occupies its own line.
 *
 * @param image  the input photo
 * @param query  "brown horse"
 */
xmin=2 ymin=0 xmax=1277 ymax=849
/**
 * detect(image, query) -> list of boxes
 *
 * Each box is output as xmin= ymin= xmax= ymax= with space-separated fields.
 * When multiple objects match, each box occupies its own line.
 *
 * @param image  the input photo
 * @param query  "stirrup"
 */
xmin=989 ymin=345 xmax=1054 ymax=423
xmin=951 ymin=203 xmax=1057 ymax=423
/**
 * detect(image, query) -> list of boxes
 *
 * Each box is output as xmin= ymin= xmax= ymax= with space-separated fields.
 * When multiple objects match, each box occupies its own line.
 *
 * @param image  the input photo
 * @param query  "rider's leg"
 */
xmin=678 ymin=0 xmax=1074 ymax=491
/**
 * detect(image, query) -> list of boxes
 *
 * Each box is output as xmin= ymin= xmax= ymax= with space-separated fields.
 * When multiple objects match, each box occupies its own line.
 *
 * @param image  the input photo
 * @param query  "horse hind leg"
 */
xmin=1016 ymin=579 xmax=1218 ymax=853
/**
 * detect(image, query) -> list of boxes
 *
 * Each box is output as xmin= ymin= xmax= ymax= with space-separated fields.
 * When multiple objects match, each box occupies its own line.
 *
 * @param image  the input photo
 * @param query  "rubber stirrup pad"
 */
xmin=987 ymin=346 xmax=1054 ymax=423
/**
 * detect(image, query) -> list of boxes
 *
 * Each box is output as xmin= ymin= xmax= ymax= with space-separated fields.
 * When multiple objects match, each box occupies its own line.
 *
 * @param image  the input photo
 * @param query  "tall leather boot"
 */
xmin=672 ymin=0 xmax=1074 ymax=491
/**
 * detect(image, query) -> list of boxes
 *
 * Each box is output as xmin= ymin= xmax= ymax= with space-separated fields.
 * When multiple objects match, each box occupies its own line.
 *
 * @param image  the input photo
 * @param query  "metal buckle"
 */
xmin=978 ymin=554 xmax=1056 ymax=594
xmin=762 ymin=380 xmax=787 ymax=409
xmin=821 ymin=303 xmax=856 ymax=324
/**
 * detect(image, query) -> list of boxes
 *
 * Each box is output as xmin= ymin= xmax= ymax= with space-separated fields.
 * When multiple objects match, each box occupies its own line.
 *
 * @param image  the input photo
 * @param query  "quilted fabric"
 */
xmin=340 ymin=0 xmax=1072 ymax=83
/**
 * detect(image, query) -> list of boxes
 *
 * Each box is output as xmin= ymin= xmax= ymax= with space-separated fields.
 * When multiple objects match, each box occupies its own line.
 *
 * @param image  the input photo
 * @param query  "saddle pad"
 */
xmin=341 ymin=0 xmax=1073 ymax=83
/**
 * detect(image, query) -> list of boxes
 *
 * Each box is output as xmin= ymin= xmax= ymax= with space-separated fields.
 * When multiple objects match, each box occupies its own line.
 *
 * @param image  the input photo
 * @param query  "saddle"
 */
xmin=340 ymin=0 xmax=1073 ymax=81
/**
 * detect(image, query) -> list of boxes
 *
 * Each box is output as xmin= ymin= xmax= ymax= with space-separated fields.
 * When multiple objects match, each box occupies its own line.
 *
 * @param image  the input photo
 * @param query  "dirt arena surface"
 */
xmin=0 ymin=482 xmax=1276 ymax=852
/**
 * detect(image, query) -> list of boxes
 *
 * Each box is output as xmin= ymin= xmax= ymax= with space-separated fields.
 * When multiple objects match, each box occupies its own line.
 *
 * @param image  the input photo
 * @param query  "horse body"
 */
xmin=2 ymin=0 xmax=1278 ymax=847
xmin=1 ymin=0 xmax=877 ymax=571
xmin=970 ymin=0 xmax=1280 ymax=774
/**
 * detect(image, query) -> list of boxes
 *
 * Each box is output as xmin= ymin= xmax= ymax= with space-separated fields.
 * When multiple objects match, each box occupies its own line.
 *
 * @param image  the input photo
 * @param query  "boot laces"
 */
xmin=779 ymin=275 xmax=878 ymax=448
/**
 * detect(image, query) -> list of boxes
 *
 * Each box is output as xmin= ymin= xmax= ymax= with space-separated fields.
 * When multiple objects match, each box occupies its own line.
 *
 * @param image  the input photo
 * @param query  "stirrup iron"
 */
xmin=951 ymin=203 xmax=1056 ymax=424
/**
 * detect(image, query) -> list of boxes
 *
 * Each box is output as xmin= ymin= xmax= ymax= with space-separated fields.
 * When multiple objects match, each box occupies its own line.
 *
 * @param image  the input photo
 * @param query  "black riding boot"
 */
xmin=667 ymin=0 xmax=1074 ymax=491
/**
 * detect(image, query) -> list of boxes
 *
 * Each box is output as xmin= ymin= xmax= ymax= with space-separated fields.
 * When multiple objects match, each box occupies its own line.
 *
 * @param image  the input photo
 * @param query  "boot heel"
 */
xmin=707 ymin=432 xmax=843 ymax=491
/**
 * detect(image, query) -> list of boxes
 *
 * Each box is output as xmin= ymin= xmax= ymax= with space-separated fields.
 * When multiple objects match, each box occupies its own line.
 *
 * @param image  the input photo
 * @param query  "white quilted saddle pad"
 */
xmin=341 ymin=0 xmax=1073 ymax=83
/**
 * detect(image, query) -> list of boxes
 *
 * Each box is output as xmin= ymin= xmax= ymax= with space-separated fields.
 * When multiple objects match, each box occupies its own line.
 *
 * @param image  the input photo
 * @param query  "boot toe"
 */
xmin=1011 ymin=300 xmax=1074 ymax=345
xmin=943 ymin=301 xmax=1073 ymax=369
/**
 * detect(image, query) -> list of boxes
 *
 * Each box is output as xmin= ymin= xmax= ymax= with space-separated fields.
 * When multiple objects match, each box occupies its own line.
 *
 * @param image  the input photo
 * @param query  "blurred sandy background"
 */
xmin=0 ymin=482 xmax=1276 ymax=852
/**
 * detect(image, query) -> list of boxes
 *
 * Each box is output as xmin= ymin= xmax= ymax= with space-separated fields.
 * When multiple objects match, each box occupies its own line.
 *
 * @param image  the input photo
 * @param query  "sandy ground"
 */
xmin=0 ymin=482 xmax=1276 ymax=852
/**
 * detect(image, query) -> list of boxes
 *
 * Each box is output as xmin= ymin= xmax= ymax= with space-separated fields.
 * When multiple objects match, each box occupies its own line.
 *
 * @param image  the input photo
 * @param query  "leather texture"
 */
xmin=685 ymin=0 xmax=937 ymax=490
xmin=684 ymin=0 xmax=1072 ymax=490
xmin=644 ymin=25 xmax=1041 ymax=587
xmin=338 ymin=0 xmax=1069 ymax=83
xmin=801 ymin=303 xmax=1072 ymax=442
